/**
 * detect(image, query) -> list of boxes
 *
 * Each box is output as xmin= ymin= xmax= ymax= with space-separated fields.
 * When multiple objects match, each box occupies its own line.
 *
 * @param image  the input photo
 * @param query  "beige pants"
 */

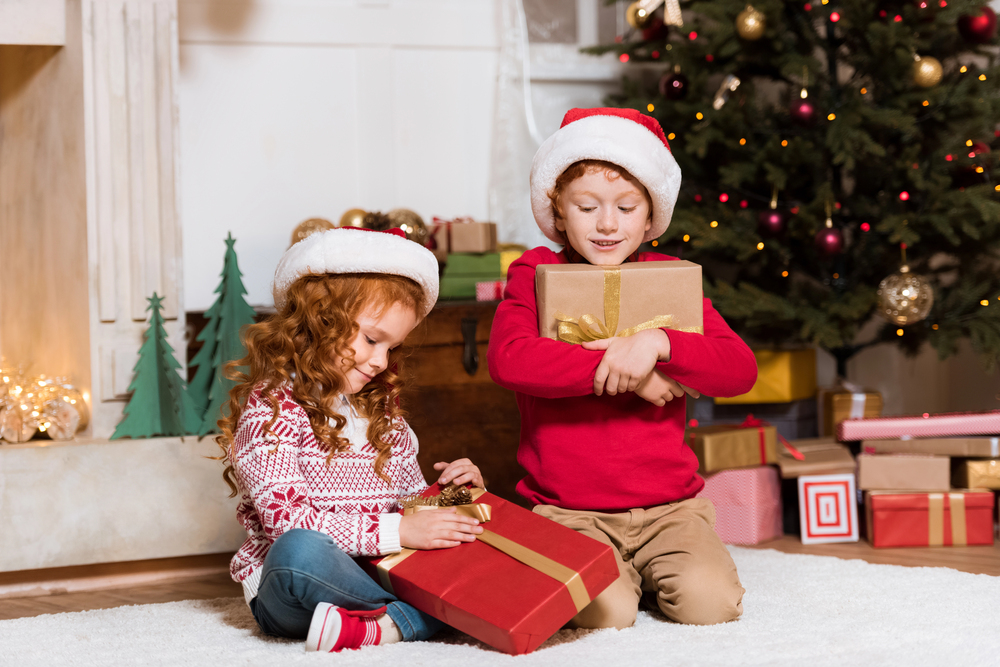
xmin=534 ymin=498 xmax=744 ymax=628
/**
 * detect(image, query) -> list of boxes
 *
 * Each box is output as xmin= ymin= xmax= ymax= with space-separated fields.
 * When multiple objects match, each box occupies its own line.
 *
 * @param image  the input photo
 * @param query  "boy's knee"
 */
xmin=570 ymin=574 xmax=639 ymax=630
xmin=655 ymin=565 xmax=744 ymax=625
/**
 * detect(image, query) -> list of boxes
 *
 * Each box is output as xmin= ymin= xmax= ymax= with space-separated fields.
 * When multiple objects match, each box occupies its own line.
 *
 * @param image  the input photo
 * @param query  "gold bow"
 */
xmin=554 ymin=266 xmax=702 ymax=344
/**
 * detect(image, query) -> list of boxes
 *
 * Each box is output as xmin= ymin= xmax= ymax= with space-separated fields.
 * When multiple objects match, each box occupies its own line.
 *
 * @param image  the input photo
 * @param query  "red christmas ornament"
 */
xmin=758 ymin=209 xmax=786 ymax=236
xmin=642 ymin=16 xmax=669 ymax=42
xmin=659 ymin=72 xmax=690 ymax=100
xmin=790 ymin=98 xmax=816 ymax=125
xmin=971 ymin=140 xmax=990 ymax=156
xmin=958 ymin=6 xmax=997 ymax=44
xmin=815 ymin=227 xmax=844 ymax=257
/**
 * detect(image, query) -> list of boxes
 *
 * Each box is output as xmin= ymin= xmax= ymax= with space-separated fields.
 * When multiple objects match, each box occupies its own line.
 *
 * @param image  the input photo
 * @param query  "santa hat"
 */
xmin=272 ymin=227 xmax=439 ymax=317
xmin=530 ymin=107 xmax=681 ymax=244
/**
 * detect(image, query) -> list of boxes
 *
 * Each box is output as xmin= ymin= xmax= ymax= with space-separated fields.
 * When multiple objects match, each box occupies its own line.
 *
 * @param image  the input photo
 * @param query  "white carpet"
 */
xmin=2 ymin=547 xmax=998 ymax=667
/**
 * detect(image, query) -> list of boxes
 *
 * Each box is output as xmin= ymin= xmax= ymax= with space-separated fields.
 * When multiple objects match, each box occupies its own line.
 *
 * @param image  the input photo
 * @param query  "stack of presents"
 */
xmin=689 ymin=350 xmax=999 ymax=549
xmin=429 ymin=217 xmax=525 ymax=301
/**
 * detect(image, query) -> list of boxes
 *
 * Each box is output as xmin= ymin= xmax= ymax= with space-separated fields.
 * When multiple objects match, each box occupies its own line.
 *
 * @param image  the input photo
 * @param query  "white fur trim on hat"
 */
xmin=530 ymin=112 xmax=682 ymax=244
xmin=272 ymin=228 xmax=440 ymax=317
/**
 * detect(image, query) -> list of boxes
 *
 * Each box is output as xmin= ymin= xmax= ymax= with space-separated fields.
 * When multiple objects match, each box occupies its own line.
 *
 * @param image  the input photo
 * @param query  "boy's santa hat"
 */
xmin=272 ymin=227 xmax=439 ymax=317
xmin=530 ymin=107 xmax=681 ymax=244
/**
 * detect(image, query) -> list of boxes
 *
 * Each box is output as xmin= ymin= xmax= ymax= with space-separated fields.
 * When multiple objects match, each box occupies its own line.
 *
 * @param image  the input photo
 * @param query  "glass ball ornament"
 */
xmin=626 ymin=1 xmax=654 ymax=29
xmin=0 ymin=397 xmax=37 ymax=443
xmin=757 ymin=209 xmax=786 ymax=236
xmin=877 ymin=266 xmax=934 ymax=326
xmin=735 ymin=5 xmax=766 ymax=40
xmin=338 ymin=208 xmax=368 ymax=228
xmin=814 ymin=226 xmax=844 ymax=257
xmin=958 ymin=6 xmax=997 ymax=44
xmin=912 ymin=55 xmax=943 ymax=88
xmin=658 ymin=72 xmax=689 ymax=100
xmin=387 ymin=208 xmax=429 ymax=245
xmin=290 ymin=217 xmax=334 ymax=247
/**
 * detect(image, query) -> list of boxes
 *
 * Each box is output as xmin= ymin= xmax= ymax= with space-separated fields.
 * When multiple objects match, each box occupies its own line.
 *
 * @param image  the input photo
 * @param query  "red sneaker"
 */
xmin=305 ymin=603 xmax=387 ymax=652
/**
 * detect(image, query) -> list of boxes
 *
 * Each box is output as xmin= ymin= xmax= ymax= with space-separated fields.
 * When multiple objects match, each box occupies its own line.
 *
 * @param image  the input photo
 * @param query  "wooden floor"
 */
xmin=1 ymin=538 xmax=997 ymax=621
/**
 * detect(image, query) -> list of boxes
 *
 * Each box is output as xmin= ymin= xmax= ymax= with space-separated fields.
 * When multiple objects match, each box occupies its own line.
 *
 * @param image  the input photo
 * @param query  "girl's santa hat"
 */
xmin=530 ymin=107 xmax=682 ymax=244
xmin=272 ymin=227 xmax=439 ymax=317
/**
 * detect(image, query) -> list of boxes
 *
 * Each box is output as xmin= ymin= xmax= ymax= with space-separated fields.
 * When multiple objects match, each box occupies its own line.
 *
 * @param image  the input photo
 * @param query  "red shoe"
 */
xmin=305 ymin=603 xmax=387 ymax=652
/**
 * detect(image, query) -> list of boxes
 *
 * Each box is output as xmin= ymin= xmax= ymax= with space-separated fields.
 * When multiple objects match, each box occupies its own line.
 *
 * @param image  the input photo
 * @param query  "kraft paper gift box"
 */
xmin=952 ymin=459 xmax=1000 ymax=490
xmin=856 ymin=454 xmax=950 ymax=491
xmin=534 ymin=261 xmax=703 ymax=341
xmin=714 ymin=349 xmax=817 ymax=405
xmin=864 ymin=490 xmax=995 ymax=548
xmin=863 ymin=436 xmax=1000 ymax=458
xmin=360 ymin=486 xmax=619 ymax=656
xmin=776 ymin=437 xmax=855 ymax=479
xmin=696 ymin=466 xmax=782 ymax=545
xmin=837 ymin=410 xmax=1000 ymax=442
xmin=431 ymin=218 xmax=498 ymax=260
xmin=819 ymin=389 xmax=883 ymax=436
xmin=686 ymin=423 xmax=778 ymax=473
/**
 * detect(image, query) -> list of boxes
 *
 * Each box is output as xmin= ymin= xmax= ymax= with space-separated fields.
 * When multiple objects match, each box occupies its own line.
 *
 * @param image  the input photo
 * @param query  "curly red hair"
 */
xmin=547 ymin=159 xmax=652 ymax=233
xmin=215 ymin=273 xmax=425 ymax=497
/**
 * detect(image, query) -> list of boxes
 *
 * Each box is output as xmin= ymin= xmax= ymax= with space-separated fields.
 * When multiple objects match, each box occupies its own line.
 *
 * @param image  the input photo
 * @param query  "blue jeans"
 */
xmin=249 ymin=528 xmax=443 ymax=642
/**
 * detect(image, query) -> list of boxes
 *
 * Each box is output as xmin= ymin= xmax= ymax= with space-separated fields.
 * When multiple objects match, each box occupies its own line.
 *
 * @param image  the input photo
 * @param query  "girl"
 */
xmin=216 ymin=227 xmax=485 ymax=653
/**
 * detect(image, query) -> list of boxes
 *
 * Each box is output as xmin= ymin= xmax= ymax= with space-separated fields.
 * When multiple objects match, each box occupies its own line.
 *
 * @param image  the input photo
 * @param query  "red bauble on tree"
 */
xmin=790 ymin=98 xmax=816 ymax=125
xmin=815 ymin=226 xmax=844 ymax=257
xmin=642 ymin=16 xmax=669 ymax=41
xmin=958 ymin=6 xmax=997 ymax=44
xmin=659 ymin=71 xmax=690 ymax=100
xmin=757 ymin=209 xmax=786 ymax=236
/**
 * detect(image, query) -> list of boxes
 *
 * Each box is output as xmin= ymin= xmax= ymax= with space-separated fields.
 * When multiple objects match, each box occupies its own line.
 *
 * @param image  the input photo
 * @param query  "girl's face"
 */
xmin=339 ymin=301 xmax=418 ymax=395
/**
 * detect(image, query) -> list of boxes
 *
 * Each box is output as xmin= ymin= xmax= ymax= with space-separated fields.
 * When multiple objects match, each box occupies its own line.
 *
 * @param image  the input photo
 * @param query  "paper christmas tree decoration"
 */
xmin=188 ymin=233 xmax=256 ymax=435
xmin=111 ymin=293 xmax=201 ymax=439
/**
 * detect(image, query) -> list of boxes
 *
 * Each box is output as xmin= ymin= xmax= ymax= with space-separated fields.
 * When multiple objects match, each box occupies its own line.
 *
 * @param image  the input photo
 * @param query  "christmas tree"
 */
xmin=188 ymin=233 xmax=257 ymax=435
xmin=112 ymin=293 xmax=201 ymax=439
xmin=586 ymin=0 xmax=1000 ymax=375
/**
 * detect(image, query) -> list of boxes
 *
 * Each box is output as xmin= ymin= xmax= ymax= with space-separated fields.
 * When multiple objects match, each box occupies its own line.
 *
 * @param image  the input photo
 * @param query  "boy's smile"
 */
xmin=554 ymin=169 xmax=652 ymax=266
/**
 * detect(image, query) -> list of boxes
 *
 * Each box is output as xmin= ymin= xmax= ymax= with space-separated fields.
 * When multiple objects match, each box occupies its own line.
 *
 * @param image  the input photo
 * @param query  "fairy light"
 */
xmin=781 ymin=270 xmax=789 ymax=277
xmin=696 ymin=112 xmax=704 ymax=120
xmin=896 ymin=329 xmax=904 ymax=336
xmin=719 ymin=193 xmax=729 ymax=202
xmin=982 ymin=299 xmax=990 ymax=306
xmin=960 ymin=65 xmax=968 ymax=73
xmin=683 ymin=234 xmax=691 ymax=242
xmin=980 ymin=74 xmax=987 ymax=81
xmin=969 ymin=151 xmax=977 ymax=158
xmin=922 ymin=100 xmax=929 ymax=106
xmin=967 ymin=139 xmax=974 ymax=146
xmin=827 ymin=113 xmax=836 ymax=121
xmin=781 ymin=139 xmax=788 ymax=147
xmin=899 ymin=191 xmax=910 ymax=201
xmin=946 ymin=154 xmax=953 ymax=161
xmin=668 ymin=132 xmax=676 ymax=140
xmin=620 ymin=54 xmax=630 ymax=63
xmin=977 ymin=166 xmax=985 ymax=173
xmin=860 ymin=87 xmax=867 ymax=94
xmin=861 ymin=222 xmax=870 ymax=231
xmin=651 ymin=240 xmax=659 ymax=247
xmin=647 ymin=103 xmax=655 ymax=112
xmin=710 ymin=220 xmax=719 ymax=227
xmin=995 ymin=185 xmax=1000 ymax=191
xmin=739 ymin=138 xmax=747 ymax=145
xmin=833 ymin=273 xmax=840 ymax=279
xmin=689 ymin=31 xmax=698 ymax=40
xmin=932 ymin=324 xmax=939 ymax=330
xmin=830 ymin=11 xmax=840 ymax=21
xmin=757 ymin=242 xmax=765 ymax=250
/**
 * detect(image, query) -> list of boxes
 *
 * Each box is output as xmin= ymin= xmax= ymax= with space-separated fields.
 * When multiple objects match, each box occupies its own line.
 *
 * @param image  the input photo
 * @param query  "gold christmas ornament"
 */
xmin=290 ymin=217 xmax=335 ymax=247
xmin=338 ymin=208 xmax=368 ymax=229
xmin=0 ymin=371 xmax=87 ymax=442
xmin=735 ymin=5 xmax=766 ymax=40
xmin=626 ymin=1 xmax=654 ymax=29
xmin=912 ymin=55 xmax=943 ymax=88
xmin=877 ymin=265 xmax=934 ymax=326
xmin=713 ymin=75 xmax=742 ymax=110
xmin=387 ymin=208 xmax=429 ymax=245
xmin=0 ymin=398 xmax=37 ymax=443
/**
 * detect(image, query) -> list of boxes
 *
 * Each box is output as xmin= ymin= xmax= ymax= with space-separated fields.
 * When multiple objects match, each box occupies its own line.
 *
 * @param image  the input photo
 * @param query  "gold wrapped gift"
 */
xmin=686 ymin=423 xmax=778 ymax=473
xmin=952 ymin=459 xmax=1000 ymax=490
xmin=715 ymin=349 xmax=817 ymax=404
xmin=820 ymin=389 xmax=883 ymax=436
xmin=776 ymin=437 xmax=855 ymax=479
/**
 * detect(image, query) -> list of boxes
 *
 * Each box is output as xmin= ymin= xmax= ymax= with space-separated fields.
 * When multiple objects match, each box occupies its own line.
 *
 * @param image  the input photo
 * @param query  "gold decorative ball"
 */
xmin=387 ymin=208 xmax=429 ymax=245
xmin=877 ymin=267 xmax=934 ymax=326
xmin=290 ymin=217 xmax=335 ymax=246
xmin=913 ymin=55 xmax=943 ymax=88
xmin=626 ymin=1 xmax=653 ymax=29
xmin=0 ymin=397 xmax=37 ymax=443
xmin=338 ymin=208 xmax=368 ymax=229
xmin=736 ymin=5 xmax=766 ymax=40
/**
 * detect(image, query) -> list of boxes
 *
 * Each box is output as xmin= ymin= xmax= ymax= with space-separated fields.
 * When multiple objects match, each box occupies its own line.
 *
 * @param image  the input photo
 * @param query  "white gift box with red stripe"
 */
xmin=696 ymin=466 xmax=782 ymax=545
xmin=797 ymin=473 xmax=859 ymax=545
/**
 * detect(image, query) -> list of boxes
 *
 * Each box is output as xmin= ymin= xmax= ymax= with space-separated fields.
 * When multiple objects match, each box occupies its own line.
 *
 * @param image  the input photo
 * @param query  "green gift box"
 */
xmin=444 ymin=253 xmax=502 ymax=275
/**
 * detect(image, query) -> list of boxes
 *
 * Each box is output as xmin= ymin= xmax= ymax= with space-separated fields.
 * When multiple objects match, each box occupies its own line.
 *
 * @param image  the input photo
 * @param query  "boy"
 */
xmin=487 ymin=107 xmax=757 ymax=628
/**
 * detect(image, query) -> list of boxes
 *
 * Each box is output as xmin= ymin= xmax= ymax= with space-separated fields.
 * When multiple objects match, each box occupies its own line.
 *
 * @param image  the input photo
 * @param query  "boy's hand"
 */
xmin=433 ymin=459 xmax=485 ymax=489
xmin=399 ymin=508 xmax=483 ymax=550
xmin=635 ymin=369 xmax=700 ymax=406
xmin=583 ymin=328 xmax=672 ymax=396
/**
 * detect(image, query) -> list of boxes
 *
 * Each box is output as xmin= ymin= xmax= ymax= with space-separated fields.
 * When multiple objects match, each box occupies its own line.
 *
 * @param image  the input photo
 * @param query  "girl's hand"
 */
xmin=399 ymin=507 xmax=484 ymax=550
xmin=583 ymin=328 xmax=672 ymax=396
xmin=433 ymin=459 xmax=485 ymax=488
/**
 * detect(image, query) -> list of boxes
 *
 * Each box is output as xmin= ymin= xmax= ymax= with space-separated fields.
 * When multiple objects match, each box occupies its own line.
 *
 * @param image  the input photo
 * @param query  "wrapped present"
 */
xmin=535 ymin=261 xmax=703 ymax=342
xmin=952 ymin=459 xmax=1000 ymax=490
xmin=865 ymin=490 xmax=995 ymax=548
xmin=440 ymin=253 xmax=503 ymax=300
xmin=819 ymin=387 xmax=883 ymax=437
xmin=856 ymin=453 xmax=950 ymax=491
xmin=776 ymin=437 xmax=855 ymax=479
xmin=837 ymin=410 xmax=1000 ymax=442
xmin=863 ymin=436 xmax=1000 ymax=458
xmin=360 ymin=486 xmax=619 ymax=655
xmin=696 ymin=466 xmax=782 ymax=545
xmin=498 ymin=243 xmax=527 ymax=277
xmin=714 ymin=349 xmax=817 ymax=405
xmin=686 ymin=420 xmax=778 ymax=473
xmin=797 ymin=473 xmax=860 ymax=545
xmin=476 ymin=280 xmax=507 ymax=302
xmin=430 ymin=217 xmax=497 ymax=260
xmin=691 ymin=397 xmax=818 ymax=441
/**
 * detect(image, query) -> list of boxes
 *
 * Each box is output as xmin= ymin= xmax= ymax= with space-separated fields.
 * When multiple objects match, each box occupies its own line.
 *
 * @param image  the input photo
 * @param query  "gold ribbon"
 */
xmin=554 ymin=266 xmax=702 ymax=344
xmin=376 ymin=488 xmax=591 ymax=612
xmin=927 ymin=493 xmax=967 ymax=547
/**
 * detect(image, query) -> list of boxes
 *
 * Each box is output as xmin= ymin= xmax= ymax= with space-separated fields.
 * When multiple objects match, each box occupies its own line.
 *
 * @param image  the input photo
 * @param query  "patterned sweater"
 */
xmin=228 ymin=386 xmax=429 ymax=604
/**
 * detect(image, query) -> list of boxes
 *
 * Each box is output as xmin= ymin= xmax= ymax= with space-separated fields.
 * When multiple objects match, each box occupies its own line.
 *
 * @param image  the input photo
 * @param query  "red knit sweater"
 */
xmin=487 ymin=247 xmax=757 ymax=512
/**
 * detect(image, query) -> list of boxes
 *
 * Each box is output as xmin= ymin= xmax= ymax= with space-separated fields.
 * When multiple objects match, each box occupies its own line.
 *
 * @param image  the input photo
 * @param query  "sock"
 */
xmin=377 ymin=613 xmax=403 ymax=645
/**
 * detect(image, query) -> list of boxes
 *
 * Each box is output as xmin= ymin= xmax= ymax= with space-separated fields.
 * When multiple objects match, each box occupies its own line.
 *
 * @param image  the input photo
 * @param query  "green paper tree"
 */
xmin=188 ymin=233 xmax=257 ymax=435
xmin=586 ymin=0 xmax=1000 ymax=375
xmin=112 ymin=293 xmax=201 ymax=439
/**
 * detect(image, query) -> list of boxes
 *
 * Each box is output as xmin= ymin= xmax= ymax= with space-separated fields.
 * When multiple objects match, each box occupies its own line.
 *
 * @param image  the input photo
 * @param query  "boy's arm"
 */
xmin=655 ymin=296 xmax=757 ymax=398
xmin=487 ymin=250 xmax=605 ymax=399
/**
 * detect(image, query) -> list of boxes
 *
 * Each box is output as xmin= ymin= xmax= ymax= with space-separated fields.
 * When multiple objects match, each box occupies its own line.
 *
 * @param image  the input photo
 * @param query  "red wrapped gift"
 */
xmin=475 ymin=279 xmax=506 ymax=302
xmin=360 ymin=487 xmax=619 ymax=655
xmin=836 ymin=410 xmax=1000 ymax=442
xmin=865 ymin=490 xmax=995 ymax=548
xmin=696 ymin=466 xmax=782 ymax=545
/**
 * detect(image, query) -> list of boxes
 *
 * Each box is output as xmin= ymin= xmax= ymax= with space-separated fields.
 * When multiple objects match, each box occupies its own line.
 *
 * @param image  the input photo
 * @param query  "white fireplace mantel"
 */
xmin=0 ymin=0 xmax=66 ymax=46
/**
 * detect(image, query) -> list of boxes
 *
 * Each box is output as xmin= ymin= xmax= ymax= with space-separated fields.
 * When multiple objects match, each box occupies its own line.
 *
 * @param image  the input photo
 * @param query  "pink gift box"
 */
xmin=696 ymin=466 xmax=782 ymax=545
xmin=836 ymin=410 xmax=1000 ymax=442
xmin=476 ymin=280 xmax=506 ymax=302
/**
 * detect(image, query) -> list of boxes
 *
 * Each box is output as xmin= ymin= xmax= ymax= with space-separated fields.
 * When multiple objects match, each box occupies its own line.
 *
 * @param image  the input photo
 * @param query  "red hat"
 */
xmin=529 ymin=107 xmax=681 ymax=244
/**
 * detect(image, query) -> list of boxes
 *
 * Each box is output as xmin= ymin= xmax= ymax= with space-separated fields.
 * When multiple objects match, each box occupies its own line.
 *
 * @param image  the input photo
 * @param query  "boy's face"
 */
xmin=554 ymin=169 xmax=652 ymax=265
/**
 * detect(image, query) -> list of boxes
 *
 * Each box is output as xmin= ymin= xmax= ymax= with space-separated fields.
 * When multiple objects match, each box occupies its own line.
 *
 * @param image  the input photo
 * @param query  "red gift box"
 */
xmin=360 ymin=487 xmax=619 ymax=655
xmin=865 ymin=490 xmax=995 ymax=548
xmin=696 ymin=466 xmax=782 ymax=545
xmin=836 ymin=410 xmax=1000 ymax=442
xmin=475 ymin=280 xmax=506 ymax=302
